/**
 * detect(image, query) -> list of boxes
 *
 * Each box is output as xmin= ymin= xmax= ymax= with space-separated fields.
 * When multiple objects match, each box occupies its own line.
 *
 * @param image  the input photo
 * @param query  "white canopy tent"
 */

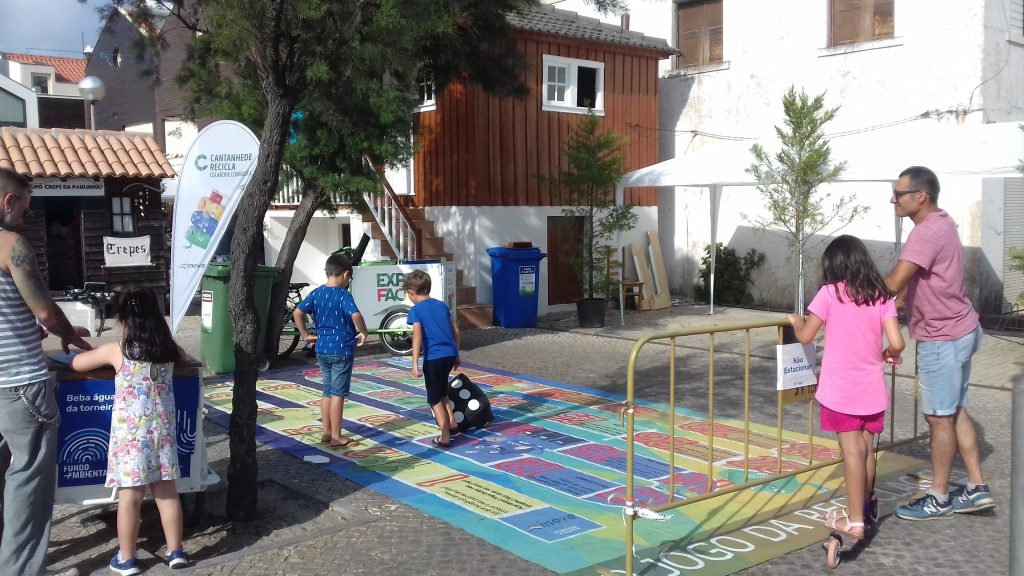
xmin=615 ymin=121 xmax=1024 ymax=320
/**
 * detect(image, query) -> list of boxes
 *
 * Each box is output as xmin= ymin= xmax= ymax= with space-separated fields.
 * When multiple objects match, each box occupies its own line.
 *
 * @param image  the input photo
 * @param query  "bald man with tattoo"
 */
xmin=0 ymin=167 xmax=89 ymax=576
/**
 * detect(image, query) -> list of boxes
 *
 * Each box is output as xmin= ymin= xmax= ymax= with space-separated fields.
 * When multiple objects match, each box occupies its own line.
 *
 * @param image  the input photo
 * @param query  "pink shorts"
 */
xmin=820 ymin=404 xmax=885 ymax=434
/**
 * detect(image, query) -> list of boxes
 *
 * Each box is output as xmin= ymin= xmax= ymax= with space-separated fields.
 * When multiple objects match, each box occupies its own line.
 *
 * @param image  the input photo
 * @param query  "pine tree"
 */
xmin=747 ymin=86 xmax=866 ymax=312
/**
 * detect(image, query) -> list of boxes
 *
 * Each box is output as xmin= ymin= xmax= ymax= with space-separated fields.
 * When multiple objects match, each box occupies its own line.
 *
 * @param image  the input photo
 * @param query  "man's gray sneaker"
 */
xmin=951 ymin=484 xmax=995 ymax=513
xmin=895 ymin=493 xmax=954 ymax=520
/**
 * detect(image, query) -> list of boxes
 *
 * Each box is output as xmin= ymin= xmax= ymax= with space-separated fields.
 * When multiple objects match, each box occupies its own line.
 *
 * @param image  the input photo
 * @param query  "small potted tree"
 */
xmin=558 ymin=110 xmax=638 ymax=327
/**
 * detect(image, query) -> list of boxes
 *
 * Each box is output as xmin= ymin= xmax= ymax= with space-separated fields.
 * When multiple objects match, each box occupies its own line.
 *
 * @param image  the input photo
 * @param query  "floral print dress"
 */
xmin=105 ymin=356 xmax=180 ymax=487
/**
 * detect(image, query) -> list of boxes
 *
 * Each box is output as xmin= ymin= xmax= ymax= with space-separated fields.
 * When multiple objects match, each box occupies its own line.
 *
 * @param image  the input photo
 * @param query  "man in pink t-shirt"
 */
xmin=885 ymin=166 xmax=993 ymax=521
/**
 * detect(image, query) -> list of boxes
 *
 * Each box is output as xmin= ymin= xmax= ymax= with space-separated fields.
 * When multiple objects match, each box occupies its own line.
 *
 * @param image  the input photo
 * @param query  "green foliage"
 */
xmin=557 ymin=110 xmax=638 ymax=300
xmin=1010 ymin=247 xmax=1024 ymax=305
xmin=746 ymin=86 xmax=865 ymax=311
xmin=694 ymin=243 xmax=765 ymax=305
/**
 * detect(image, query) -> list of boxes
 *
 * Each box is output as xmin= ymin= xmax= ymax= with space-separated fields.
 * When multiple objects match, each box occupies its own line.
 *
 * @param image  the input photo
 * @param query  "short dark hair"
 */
xmin=0 ymin=168 xmax=29 ymax=198
xmin=403 ymin=269 xmax=431 ymax=296
xmin=325 ymin=253 xmax=353 ymax=277
xmin=899 ymin=165 xmax=940 ymax=204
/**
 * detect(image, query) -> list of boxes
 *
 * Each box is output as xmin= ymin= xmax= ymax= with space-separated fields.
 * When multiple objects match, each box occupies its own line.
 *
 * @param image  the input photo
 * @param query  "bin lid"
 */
xmin=203 ymin=262 xmax=279 ymax=278
xmin=486 ymin=246 xmax=547 ymax=259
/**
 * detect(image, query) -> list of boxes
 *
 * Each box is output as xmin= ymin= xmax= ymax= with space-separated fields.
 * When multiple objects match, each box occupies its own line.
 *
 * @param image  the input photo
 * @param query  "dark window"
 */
xmin=111 ymin=196 xmax=135 ymax=234
xmin=30 ymin=73 xmax=49 ymax=94
xmin=0 ymin=88 xmax=27 ymax=127
xmin=677 ymin=0 xmax=724 ymax=67
xmin=576 ymin=66 xmax=597 ymax=107
xmin=830 ymin=0 xmax=894 ymax=46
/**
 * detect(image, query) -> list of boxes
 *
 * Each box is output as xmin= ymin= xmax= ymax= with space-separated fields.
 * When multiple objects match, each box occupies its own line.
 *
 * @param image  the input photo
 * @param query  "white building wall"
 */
xmin=426 ymin=205 xmax=658 ymax=315
xmin=550 ymin=0 xmax=1023 ymax=311
xmin=264 ymin=210 xmax=362 ymax=288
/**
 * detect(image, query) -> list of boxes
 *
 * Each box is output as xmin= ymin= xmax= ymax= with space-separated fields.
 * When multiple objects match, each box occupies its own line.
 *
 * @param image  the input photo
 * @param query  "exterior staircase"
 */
xmin=362 ymin=182 xmax=492 ymax=329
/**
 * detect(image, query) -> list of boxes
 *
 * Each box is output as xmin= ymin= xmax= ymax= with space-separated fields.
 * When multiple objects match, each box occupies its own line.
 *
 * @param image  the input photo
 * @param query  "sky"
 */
xmin=0 ymin=0 xmax=106 ymax=56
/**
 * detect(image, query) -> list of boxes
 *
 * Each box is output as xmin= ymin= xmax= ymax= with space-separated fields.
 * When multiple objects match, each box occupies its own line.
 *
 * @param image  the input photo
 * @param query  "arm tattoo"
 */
xmin=9 ymin=237 xmax=76 ymax=338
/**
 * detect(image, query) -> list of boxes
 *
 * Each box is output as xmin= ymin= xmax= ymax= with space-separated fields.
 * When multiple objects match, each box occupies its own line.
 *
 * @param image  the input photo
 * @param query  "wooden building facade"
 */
xmin=0 ymin=127 xmax=176 ymax=305
xmin=411 ymin=8 xmax=673 ymax=209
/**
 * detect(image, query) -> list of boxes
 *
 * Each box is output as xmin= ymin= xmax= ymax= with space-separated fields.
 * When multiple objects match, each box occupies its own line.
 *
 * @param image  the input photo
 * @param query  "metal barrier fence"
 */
xmin=620 ymin=318 xmax=927 ymax=574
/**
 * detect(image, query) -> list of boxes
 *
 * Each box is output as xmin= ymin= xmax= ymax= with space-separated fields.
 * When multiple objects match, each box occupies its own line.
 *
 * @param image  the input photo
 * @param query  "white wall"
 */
xmin=264 ymin=210 xmax=362 ymax=288
xmin=0 ymin=73 xmax=39 ymax=127
xmin=9 ymin=62 xmax=81 ymax=97
xmin=426 ymin=205 xmax=658 ymax=315
xmin=555 ymin=0 xmax=1024 ymax=310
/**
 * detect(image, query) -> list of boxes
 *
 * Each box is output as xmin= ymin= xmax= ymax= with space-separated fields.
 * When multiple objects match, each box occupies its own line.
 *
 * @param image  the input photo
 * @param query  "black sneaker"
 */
xmin=951 ymin=484 xmax=995 ymax=513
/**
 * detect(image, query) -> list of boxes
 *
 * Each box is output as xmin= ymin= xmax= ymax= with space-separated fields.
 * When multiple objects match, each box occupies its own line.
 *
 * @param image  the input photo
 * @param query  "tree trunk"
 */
xmin=225 ymin=93 xmax=294 ymax=521
xmin=262 ymin=180 xmax=328 ymax=364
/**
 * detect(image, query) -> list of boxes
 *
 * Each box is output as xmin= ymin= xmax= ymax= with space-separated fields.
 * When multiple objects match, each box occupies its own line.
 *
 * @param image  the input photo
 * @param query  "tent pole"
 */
xmin=709 ymin=185 xmax=722 ymax=315
xmin=616 ymin=186 xmax=626 ymax=326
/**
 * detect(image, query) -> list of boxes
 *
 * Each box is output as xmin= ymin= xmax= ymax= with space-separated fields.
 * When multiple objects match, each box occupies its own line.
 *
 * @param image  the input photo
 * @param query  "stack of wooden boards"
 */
xmin=625 ymin=230 xmax=671 ymax=312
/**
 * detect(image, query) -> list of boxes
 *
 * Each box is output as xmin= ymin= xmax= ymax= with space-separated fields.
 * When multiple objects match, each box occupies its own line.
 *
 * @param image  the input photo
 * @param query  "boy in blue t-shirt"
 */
xmin=404 ymin=269 xmax=461 ymax=448
xmin=295 ymin=254 xmax=368 ymax=448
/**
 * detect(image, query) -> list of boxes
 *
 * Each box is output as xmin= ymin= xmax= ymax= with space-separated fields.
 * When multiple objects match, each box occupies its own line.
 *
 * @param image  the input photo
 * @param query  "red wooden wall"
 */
xmin=412 ymin=32 xmax=665 ymax=208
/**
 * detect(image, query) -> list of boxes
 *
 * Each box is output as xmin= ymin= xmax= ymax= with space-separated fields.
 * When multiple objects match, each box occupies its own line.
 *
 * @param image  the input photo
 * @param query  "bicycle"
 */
xmin=277 ymin=282 xmax=316 ymax=360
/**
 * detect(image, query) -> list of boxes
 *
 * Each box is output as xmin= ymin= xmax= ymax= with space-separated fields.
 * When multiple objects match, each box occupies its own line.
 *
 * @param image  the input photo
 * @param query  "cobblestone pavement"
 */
xmin=47 ymin=303 xmax=1021 ymax=575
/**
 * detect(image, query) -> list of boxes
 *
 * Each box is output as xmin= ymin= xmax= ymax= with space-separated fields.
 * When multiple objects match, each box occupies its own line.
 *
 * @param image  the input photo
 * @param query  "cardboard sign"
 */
xmin=776 ymin=342 xmax=818 ymax=391
xmin=103 ymin=235 xmax=150 ymax=267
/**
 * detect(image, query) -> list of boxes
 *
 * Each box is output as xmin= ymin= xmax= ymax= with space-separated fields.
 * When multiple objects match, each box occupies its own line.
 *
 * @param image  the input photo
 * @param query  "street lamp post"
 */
xmin=77 ymin=76 xmax=106 ymax=130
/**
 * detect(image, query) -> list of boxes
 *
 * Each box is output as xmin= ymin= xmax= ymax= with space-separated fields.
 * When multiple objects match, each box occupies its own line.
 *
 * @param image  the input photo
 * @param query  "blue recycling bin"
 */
xmin=487 ymin=246 xmax=547 ymax=328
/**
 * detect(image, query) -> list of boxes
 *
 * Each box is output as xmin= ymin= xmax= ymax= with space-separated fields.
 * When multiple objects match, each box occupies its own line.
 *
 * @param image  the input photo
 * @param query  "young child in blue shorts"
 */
xmin=295 ymin=254 xmax=368 ymax=448
xmin=404 ymin=269 xmax=461 ymax=447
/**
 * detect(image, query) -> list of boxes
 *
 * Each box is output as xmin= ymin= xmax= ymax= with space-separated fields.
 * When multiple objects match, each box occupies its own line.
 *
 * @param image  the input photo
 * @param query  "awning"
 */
xmin=0 ymin=127 xmax=176 ymax=179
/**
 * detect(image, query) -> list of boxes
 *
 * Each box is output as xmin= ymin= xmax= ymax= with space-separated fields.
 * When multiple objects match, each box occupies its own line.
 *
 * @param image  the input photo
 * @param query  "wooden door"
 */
xmin=547 ymin=216 xmax=583 ymax=305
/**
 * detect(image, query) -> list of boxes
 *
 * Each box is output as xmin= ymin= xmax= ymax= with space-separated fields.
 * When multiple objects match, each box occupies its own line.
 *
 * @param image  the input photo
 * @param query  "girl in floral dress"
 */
xmin=69 ymin=287 xmax=188 ymax=574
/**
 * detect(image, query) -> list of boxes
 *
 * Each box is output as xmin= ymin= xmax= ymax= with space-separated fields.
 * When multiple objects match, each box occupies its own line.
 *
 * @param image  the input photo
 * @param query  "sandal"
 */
xmin=329 ymin=437 xmax=354 ymax=448
xmin=431 ymin=437 xmax=452 ymax=448
xmin=319 ymin=434 xmax=331 ymax=445
xmin=825 ymin=507 xmax=848 ymax=523
xmin=824 ymin=515 xmax=865 ymax=539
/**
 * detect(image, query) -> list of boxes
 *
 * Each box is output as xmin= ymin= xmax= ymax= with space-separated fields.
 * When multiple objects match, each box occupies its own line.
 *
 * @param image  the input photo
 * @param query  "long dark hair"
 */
xmin=820 ymin=235 xmax=893 ymax=305
xmin=116 ymin=287 xmax=179 ymax=362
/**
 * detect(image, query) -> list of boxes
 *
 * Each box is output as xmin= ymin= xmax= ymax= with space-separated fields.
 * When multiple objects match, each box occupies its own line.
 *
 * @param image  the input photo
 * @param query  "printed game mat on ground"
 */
xmin=203 ymin=359 xmax=926 ymax=575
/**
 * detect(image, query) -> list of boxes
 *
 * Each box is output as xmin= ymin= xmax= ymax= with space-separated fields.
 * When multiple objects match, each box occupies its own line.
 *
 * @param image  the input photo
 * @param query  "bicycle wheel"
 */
xmin=379 ymin=310 xmax=413 ymax=356
xmin=278 ymin=314 xmax=301 ymax=359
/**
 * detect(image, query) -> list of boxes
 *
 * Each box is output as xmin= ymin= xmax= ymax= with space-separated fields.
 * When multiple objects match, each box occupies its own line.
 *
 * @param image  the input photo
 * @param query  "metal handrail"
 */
xmin=620 ymin=318 xmax=927 ymax=575
xmin=362 ymin=155 xmax=421 ymax=260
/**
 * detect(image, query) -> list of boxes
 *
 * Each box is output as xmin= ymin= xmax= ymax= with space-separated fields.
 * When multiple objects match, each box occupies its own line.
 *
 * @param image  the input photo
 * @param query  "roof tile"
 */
xmin=1 ymin=52 xmax=88 ymax=84
xmin=509 ymin=5 xmax=676 ymax=55
xmin=0 ymin=127 xmax=176 ymax=179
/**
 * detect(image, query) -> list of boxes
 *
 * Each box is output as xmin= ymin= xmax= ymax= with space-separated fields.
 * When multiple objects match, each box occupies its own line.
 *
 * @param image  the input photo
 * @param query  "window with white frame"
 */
xmin=111 ymin=196 xmax=135 ymax=234
xmin=829 ymin=0 xmax=894 ymax=46
xmin=542 ymin=55 xmax=604 ymax=114
xmin=416 ymin=77 xmax=436 ymax=112
xmin=30 ymin=73 xmax=49 ymax=94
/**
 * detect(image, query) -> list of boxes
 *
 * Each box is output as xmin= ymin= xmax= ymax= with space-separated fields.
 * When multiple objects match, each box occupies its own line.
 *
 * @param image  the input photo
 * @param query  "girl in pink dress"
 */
xmin=788 ymin=235 xmax=905 ymax=539
xmin=69 ymin=288 xmax=188 ymax=574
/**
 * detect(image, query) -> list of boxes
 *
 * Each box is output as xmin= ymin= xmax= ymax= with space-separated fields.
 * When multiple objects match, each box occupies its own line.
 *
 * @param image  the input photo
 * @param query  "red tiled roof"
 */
xmin=2 ymin=52 xmax=88 ymax=84
xmin=0 ymin=127 xmax=175 ymax=179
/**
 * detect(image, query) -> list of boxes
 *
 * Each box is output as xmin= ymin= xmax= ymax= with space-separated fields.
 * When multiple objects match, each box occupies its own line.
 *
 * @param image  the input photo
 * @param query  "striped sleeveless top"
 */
xmin=0 ymin=229 xmax=48 ymax=387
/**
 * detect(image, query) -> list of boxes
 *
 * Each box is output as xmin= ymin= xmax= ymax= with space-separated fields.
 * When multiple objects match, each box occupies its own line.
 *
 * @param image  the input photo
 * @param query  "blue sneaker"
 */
xmin=109 ymin=553 xmax=141 ymax=576
xmin=951 ymin=484 xmax=995 ymax=513
xmin=166 ymin=548 xmax=189 ymax=569
xmin=895 ymin=493 xmax=954 ymax=520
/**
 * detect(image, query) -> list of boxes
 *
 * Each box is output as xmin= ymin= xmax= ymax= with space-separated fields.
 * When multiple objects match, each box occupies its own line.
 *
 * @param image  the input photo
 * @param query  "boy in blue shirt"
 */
xmin=404 ymin=269 xmax=461 ymax=447
xmin=295 ymin=254 xmax=368 ymax=448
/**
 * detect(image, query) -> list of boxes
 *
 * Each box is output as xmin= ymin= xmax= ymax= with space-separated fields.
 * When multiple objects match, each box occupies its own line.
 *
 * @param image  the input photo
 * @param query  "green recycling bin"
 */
xmin=200 ymin=263 xmax=278 ymax=373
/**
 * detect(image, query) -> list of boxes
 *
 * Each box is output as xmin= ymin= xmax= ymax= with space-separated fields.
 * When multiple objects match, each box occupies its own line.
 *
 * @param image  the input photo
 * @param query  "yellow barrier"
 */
xmin=621 ymin=318 xmax=925 ymax=575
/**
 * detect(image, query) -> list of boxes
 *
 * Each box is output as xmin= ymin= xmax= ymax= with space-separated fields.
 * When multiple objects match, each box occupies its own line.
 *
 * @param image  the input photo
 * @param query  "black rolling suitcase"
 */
xmin=447 ymin=373 xmax=493 ymax=433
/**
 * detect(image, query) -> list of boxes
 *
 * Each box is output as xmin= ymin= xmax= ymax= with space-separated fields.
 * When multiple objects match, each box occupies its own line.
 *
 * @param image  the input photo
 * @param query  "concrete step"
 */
xmin=457 ymin=303 xmax=492 ymax=329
